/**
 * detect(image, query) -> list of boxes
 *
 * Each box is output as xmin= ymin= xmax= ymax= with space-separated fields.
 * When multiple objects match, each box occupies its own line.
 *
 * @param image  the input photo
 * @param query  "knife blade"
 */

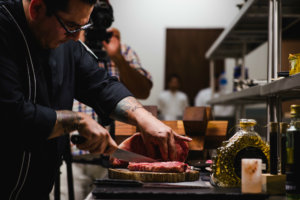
xmin=112 ymin=148 xmax=157 ymax=163
xmin=71 ymin=134 xmax=157 ymax=163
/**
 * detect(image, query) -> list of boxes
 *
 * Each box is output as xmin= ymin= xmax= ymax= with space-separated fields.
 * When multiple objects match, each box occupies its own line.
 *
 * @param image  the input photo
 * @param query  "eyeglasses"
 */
xmin=54 ymin=14 xmax=93 ymax=35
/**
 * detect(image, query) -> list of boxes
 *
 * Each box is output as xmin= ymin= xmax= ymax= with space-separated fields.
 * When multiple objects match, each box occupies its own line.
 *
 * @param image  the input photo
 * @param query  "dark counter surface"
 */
xmin=85 ymin=176 xmax=275 ymax=200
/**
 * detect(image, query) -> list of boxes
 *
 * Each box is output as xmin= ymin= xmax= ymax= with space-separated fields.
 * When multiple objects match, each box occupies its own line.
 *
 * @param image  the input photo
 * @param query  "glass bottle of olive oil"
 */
xmin=212 ymin=119 xmax=270 ymax=187
xmin=286 ymin=105 xmax=300 ymax=200
xmin=280 ymin=122 xmax=288 ymax=174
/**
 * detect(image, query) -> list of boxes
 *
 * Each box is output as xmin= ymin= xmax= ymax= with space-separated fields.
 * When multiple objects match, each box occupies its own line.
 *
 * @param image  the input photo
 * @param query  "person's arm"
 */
xmin=110 ymin=96 xmax=192 ymax=161
xmin=103 ymin=37 xmax=152 ymax=99
xmin=69 ymin=40 xmax=136 ymax=154
xmin=113 ymin=51 xmax=152 ymax=99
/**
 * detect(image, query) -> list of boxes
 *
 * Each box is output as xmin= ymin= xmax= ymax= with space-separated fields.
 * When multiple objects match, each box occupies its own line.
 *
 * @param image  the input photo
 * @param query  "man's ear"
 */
xmin=29 ymin=0 xmax=46 ymax=20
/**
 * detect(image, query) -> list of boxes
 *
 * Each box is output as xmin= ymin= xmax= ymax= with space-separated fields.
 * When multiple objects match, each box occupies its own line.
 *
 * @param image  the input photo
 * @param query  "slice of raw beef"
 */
xmin=112 ymin=132 xmax=189 ymax=167
xmin=128 ymin=161 xmax=188 ymax=173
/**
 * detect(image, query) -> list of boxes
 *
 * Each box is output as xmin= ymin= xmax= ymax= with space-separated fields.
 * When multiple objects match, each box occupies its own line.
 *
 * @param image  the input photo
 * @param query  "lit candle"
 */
xmin=242 ymin=158 xmax=262 ymax=193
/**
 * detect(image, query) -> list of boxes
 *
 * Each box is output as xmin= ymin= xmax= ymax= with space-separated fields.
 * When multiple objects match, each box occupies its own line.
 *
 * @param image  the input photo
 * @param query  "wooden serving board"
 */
xmin=108 ymin=168 xmax=200 ymax=183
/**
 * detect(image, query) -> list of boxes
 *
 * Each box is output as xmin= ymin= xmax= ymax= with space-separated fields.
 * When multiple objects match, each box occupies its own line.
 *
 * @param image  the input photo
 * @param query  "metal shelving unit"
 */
xmin=206 ymin=0 xmax=300 ymax=60
xmin=208 ymin=73 xmax=300 ymax=105
xmin=208 ymin=85 xmax=263 ymax=105
xmin=205 ymin=0 xmax=300 ymax=140
xmin=261 ymin=73 xmax=300 ymax=98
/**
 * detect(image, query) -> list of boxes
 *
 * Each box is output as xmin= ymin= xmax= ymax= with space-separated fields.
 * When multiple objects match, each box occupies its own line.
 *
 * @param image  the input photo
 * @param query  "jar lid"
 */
xmin=239 ymin=119 xmax=256 ymax=127
xmin=290 ymin=105 xmax=300 ymax=116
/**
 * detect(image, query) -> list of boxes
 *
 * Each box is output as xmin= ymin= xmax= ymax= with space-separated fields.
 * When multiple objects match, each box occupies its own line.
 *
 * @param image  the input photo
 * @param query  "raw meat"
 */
xmin=112 ymin=132 xmax=189 ymax=167
xmin=128 ymin=161 xmax=188 ymax=173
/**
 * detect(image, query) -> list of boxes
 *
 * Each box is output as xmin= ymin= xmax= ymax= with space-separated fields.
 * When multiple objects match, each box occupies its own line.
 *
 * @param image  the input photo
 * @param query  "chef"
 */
xmin=0 ymin=0 xmax=191 ymax=199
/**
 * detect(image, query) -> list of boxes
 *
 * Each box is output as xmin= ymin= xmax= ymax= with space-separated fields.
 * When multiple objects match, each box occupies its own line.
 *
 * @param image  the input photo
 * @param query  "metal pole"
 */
xmin=240 ymin=104 xmax=245 ymax=118
xmin=276 ymin=96 xmax=282 ymax=172
xmin=267 ymin=0 xmax=275 ymax=143
xmin=210 ymin=60 xmax=215 ymax=99
xmin=276 ymin=0 xmax=282 ymax=174
xmin=267 ymin=0 xmax=274 ymax=83
xmin=209 ymin=60 xmax=215 ymax=118
xmin=235 ymin=105 xmax=241 ymax=126
xmin=267 ymin=99 xmax=270 ymax=142
xmin=267 ymin=97 xmax=276 ymax=142
xmin=241 ymin=43 xmax=246 ymax=81
xmin=63 ymin=136 xmax=75 ymax=200
xmin=273 ymin=0 xmax=279 ymax=80
xmin=240 ymin=44 xmax=247 ymax=121
xmin=277 ymin=0 xmax=282 ymax=74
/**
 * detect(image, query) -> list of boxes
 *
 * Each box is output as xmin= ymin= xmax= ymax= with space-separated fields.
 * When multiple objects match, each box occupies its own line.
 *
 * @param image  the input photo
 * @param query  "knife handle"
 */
xmin=70 ymin=135 xmax=110 ymax=152
xmin=70 ymin=134 xmax=86 ymax=144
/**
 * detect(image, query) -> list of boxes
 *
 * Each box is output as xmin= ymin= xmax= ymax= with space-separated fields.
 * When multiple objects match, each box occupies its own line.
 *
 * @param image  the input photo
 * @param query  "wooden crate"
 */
xmin=183 ymin=107 xmax=210 ymax=136
xmin=204 ymin=121 xmax=228 ymax=149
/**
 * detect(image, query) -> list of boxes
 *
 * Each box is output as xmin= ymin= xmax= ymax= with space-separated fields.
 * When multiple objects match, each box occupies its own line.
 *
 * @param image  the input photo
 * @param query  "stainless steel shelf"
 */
xmin=208 ymin=85 xmax=264 ymax=105
xmin=208 ymin=73 xmax=300 ymax=105
xmin=205 ymin=0 xmax=300 ymax=59
xmin=261 ymin=72 xmax=300 ymax=99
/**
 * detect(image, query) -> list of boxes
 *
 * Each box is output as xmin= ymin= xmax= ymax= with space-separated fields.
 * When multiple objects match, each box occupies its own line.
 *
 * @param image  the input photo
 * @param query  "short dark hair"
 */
xmin=167 ymin=73 xmax=181 ymax=83
xmin=41 ymin=0 xmax=98 ymax=16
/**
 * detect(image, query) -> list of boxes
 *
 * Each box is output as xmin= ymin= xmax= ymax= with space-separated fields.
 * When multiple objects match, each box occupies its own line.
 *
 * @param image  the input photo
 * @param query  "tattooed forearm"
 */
xmin=111 ymin=96 xmax=143 ymax=123
xmin=56 ymin=110 xmax=82 ymax=133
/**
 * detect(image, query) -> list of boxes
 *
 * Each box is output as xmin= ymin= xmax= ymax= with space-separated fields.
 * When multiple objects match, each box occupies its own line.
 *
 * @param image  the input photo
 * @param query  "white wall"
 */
xmin=245 ymin=42 xmax=268 ymax=80
xmin=109 ymin=0 xmax=261 ymax=105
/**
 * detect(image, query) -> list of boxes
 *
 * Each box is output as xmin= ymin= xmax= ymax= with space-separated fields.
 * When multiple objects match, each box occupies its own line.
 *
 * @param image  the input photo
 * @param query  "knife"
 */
xmin=112 ymin=148 xmax=157 ymax=163
xmin=71 ymin=134 xmax=157 ymax=163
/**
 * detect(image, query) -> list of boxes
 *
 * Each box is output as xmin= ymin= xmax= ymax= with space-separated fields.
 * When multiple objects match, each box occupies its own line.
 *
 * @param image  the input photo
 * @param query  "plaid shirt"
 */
xmin=98 ymin=44 xmax=152 ymax=81
xmin=73 ymin=43 xmax=152 ymax=122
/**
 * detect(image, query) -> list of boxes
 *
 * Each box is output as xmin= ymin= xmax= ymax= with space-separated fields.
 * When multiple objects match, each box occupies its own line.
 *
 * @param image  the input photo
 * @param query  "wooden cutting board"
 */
xmin=108 ymin=168 xmax=200 ymax=183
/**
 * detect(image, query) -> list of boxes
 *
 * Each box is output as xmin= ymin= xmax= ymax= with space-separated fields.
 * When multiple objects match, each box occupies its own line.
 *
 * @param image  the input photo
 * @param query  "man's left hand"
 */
xmin=138 ymin=116 xmax=192 ymax=161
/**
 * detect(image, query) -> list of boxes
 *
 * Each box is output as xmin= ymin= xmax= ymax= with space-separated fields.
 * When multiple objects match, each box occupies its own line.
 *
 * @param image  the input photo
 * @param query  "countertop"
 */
xmin=84 ymin=175 xmax=286 ymax=200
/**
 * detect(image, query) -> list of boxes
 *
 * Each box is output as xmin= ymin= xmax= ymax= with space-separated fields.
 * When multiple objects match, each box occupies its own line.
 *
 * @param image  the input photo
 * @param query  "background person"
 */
xmin=102 ymin=27 xmax=153 ymax=98
xmin=194 ymin=72 xmax=235 ymax=137
xmin=194 ymin=72 xmax=234 ymax=118
xmin=157 ymin=74 xmax=189 ymax=120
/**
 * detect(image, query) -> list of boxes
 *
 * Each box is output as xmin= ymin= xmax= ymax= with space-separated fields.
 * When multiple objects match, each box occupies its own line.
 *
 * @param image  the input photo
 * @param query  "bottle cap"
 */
xmin=290 ymin=105 xmax=300 ymax=116
xmin=280 ymin=122 xmax=288 ymax=133
xmin=239 ymin=119 xmax=256 ymax=128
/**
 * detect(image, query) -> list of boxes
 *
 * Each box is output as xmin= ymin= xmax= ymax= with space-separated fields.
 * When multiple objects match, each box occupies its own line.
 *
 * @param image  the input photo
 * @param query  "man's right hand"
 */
xmin=50 ymin=110 xmax=117 ymax=155
xmin=75 ymin=112 xmax=117 ymax=155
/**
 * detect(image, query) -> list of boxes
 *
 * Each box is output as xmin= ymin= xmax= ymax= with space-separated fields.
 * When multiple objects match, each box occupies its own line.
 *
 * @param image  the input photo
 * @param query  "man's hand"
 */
xmin=50 ymin=111 xmax=117 ymax=155
xmin=138 ymin=116 xmax=191 ymax=161
xmin=111 ymin=97 xmax=192 ymax=161
xmin=75 ymin=112 xmax=117 ymax=155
